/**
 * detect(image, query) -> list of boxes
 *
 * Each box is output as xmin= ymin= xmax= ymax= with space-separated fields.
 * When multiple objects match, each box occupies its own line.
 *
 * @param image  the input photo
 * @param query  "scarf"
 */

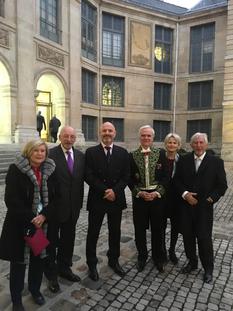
xmin=14 ymin=155 xmax=56 ymax=262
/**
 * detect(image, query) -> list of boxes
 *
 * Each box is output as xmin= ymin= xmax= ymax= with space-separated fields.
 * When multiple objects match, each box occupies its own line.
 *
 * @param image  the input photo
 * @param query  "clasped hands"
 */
xmin=103 ymin=188 xmax=116 ymax=201
xmin=31 ymin=214 xmax=46 ymax=228
xmin=139 ymin=191 xmax=158 ymax=201
xmin=184 ymin=192 xmax=214 ymax=206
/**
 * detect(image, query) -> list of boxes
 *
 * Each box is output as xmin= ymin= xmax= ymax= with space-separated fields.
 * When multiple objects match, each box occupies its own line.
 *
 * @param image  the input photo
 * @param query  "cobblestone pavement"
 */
xmin=0 ymin=164 xmax=232 ymax=311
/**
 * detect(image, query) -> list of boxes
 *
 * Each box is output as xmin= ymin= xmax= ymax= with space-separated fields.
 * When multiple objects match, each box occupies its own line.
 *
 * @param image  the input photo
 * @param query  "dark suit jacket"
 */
xmin=49 ymin=145 xmax=85 ymax=222
xmin=174 ymin=152 xmax=227 ymax=237
xmin=85 ymin=144 xmax=130 ymax=211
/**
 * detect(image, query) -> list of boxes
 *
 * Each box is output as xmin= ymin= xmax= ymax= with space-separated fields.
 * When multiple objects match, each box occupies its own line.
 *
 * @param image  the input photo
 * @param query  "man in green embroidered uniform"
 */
xmin=129 ymin=125 xmax=168 ymax=273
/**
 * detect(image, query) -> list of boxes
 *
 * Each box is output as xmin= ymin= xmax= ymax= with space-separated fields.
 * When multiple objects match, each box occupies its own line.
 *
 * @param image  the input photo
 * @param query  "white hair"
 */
xmin=138 ymin=125 xmax=155 ymax=137
xmin=190 ymin=132 xmax=208 ymax=144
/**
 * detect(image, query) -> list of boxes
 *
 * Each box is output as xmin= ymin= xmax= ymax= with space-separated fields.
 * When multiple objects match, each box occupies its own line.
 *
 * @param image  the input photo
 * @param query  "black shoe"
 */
xmin=48 ymin=278 xmax=60 ymax=293
xmin=203 ymin=272 xmax=213 ymax=283
xmin=88 ymin=266 xmax=99 ymax=281
xmin=12 ymin=304 xmax=25 ymax=311
xmin=136 ymin=260 xmax=146 ymax=272
xmin=181 ymin=262 xmax=198 ymax=274
xmin=31 ymin=292 xmax=45 ymax=306
xmin=108 ymin=262 xmax=126 ymax=277
xmin=59 ymin=269 xmax=81 ymax=282
xmin=156 ymin=262 xmax=164 ymax=273
xmin=169 ymin=251 xmax=178 ymax=264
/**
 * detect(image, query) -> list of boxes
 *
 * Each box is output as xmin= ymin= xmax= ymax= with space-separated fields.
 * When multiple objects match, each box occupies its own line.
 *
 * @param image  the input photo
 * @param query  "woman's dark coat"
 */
xmin=0 ymin=164 xmax=59 ymax=262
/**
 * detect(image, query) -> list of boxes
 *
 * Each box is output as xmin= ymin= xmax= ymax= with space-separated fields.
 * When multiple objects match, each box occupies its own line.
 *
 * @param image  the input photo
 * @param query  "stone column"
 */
xmin=14 ymin=0 xmax=38 ymax=143
xmin=222 ymin=0 xmax=233 ymax=161
xmin=69 ymin=0 xmax=85 ymax=147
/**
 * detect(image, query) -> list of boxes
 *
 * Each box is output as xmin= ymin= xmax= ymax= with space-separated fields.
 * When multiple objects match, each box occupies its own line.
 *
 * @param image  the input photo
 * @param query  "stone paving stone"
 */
xmin=50 ymin=299 xmax=77 ymax=311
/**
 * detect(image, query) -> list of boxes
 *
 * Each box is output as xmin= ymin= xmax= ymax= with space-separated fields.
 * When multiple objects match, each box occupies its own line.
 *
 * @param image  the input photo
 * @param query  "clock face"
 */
xmin=154 ymin=45 xmax=166 ymax=61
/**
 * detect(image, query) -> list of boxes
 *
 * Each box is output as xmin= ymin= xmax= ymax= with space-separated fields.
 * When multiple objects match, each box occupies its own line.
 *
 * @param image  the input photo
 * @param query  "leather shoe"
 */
xmin=12 ymin=304 xmax=25 ymax=311
xmin=89 ymin=267 xmax=99 ymax=281
xmin=31 ymin=292 xmax=45 ymax=306
xmin=108 ymin=262 xmax=126 ymax=277
xmin=181 ymin=262 xmax=198 ymax=274
xmin=203 ymin=272 xmax=213 ymax=283
xmin=59 ymin=269 xmax=81 ymax=282
xmin=156 ymin=262 xmax=164 ymax=273
xmin=136 ymin=260 xmax=146 ymax=272
xmin=169 ymin=251 xmax=178 ymax=264
xmin=48 ymin=278 xmax=60 ymax=293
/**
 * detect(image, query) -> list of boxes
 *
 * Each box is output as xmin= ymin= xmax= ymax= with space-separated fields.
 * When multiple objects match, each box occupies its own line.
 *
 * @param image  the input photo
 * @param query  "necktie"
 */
xmin=105 ymin=146 xmax=111 ymax=163
xmin=66 ymin=151 xmax=74 ymax=174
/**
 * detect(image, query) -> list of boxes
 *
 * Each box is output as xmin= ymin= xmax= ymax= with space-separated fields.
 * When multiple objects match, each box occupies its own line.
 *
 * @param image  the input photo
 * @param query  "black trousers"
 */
xmin=10 ymin=255 xmax=44 ymax=304
xmin=181 ymin=205 xmax=214 ymax=273
xmin=50 ymin=131 xmax=58 ymax=143
xmin=44 ymin=217 xmax=77 ymax=280
xmin=86 ymin=207 xmax=122 ymax=267
xmin=133 ymin=198 xmax=164 ymax=264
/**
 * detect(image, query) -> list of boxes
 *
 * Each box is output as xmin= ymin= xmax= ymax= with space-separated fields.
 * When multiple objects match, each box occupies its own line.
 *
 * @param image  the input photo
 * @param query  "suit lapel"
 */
xmin=189 ymin=152 xmax=196 ymax=176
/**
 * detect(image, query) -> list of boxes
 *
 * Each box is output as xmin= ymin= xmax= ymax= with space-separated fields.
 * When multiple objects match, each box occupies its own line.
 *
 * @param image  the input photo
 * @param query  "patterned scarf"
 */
xmin=14 ymin=155 xmax=56 ymax=261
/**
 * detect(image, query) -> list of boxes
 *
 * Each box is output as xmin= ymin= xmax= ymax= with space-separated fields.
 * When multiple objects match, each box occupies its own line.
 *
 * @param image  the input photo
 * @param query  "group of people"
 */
xmin=0 ymin=122 xmax=228 ymax=311
xmin=37 ymin=111 xmax=61 ymax=143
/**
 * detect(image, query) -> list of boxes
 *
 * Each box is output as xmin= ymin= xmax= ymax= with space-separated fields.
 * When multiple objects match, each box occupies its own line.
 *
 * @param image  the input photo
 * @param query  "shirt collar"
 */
xmin=141 ymin=146 xmax=151 ymax=154
xmin=101 ymin=142 xmax=113 ymax=150
xmin=61 ymin=145 xmax=73 ymax=155
xmin=194 ymin=152 xmax=206 ymax=161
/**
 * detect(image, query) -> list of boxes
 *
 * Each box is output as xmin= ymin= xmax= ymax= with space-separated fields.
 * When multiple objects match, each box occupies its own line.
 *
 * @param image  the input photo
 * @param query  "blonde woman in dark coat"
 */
xmin=0 ymin=140 xmax=59 ymax=311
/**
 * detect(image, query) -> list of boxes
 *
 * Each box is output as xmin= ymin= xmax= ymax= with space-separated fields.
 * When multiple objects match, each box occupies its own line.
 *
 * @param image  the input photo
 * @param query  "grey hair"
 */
xmin=139 ymin=125 xmax=155 ymax=137
xmin=190 ymin=132 xmax=208 ymax=144
xmin=164 ymin=133 xmax=181 ymax=148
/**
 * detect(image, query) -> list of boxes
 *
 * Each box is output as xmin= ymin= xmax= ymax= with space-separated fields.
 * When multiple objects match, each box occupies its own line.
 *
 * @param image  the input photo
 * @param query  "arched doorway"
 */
xmin=0 ymin=61 xmax=11 ymax=143
xmin=36 ymin=73 xmax=66 ymax=142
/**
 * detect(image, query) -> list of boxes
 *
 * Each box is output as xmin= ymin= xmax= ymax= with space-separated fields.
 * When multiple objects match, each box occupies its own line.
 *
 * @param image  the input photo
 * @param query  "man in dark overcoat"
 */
xmin=44 ymin=126 xmax=85 ymax=292
xmin=174 ymin=132 xmax=227 ymax=283
xmin=85 ymin=122 xmax=130 ymax=281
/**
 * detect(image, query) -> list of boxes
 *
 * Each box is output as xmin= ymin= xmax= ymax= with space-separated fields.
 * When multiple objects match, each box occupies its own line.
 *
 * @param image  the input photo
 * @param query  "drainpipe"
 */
xmin=173 ymin=21 xmax=179 ymax=132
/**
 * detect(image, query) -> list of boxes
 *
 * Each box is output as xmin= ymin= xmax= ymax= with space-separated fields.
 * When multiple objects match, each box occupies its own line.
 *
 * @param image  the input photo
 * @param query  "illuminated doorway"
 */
xmin=36 ymin=91 xmax=52 ymax=141
xmin=36 ymin=73 xmax=66 ymax=142
xmin=0 ymin=61 xmax=11 ymax=143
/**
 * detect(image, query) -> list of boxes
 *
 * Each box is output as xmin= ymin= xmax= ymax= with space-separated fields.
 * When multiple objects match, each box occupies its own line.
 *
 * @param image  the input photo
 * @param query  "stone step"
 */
xmin=0 ymin=150 xmax=19 ymax=184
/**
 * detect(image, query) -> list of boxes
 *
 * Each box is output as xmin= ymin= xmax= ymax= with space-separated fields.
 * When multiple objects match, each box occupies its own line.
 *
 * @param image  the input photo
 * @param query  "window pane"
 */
xmin=154 ymin=83 xmax=171 ymax=110
xmin=154 ymin=26 xmax=173 ymax=74
xmin=40 ymin=0 xmax=60 ymax=43
xmin=102 ymin=76 xmax=124 ymax=107
xmin=102 ymin=13 xmax=124 ymax=67
xmin=190 ymin=23 xmax=215 ymax=73
xmin=82 ymin=69 xmax=96 ymax=104
xmin=81 ymin=0 xmax=97 ymax=61
xmin=103 ymin=31 xmax=112 ymax=58
xmin=153 ymin=120 xmax=171 ymax=142
xmin=187 ymin=119 xmax=211 ymax=142
xmin=82 ymin=115 xmax=97 ymax=141
xmin=188 ymin=81 xmax=212 ymax=109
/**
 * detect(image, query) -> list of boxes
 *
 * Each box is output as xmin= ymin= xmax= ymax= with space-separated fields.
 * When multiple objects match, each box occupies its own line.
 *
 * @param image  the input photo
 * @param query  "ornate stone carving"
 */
xmin=37 ymin=44 xmax=64 ymax=68
xmin=0 ymin=28 xmax=9 ymax=48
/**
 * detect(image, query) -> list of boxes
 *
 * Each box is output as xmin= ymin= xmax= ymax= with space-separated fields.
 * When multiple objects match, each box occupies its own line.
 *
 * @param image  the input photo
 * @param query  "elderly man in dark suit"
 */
xmin=85 ymin=122 xmax=130 ymax=281
xmin=44 ymin=126 xmax=85 ymax=292
xmin=174 ymin=132 xmax=227 ymax=283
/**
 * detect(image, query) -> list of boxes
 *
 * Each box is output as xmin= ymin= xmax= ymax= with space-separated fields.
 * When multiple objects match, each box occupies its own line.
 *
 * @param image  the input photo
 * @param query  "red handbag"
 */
xmin=24 ymin=227 xmax=49 ymax=256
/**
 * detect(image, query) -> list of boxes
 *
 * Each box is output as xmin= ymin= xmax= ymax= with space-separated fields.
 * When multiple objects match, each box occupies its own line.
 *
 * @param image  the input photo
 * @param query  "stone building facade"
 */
xmin=0 ymin=0 xmax=232 ymax=158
